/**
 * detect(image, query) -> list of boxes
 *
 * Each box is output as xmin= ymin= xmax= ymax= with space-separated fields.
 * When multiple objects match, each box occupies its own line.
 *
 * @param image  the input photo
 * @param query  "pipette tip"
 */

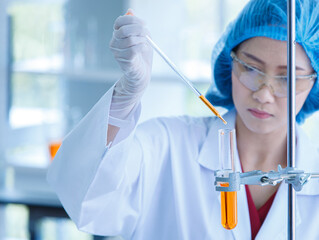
xmin=219 ymin=116 xmax=227 ymax=125
xmin=199 ymin=95 xmax=227 ymax=125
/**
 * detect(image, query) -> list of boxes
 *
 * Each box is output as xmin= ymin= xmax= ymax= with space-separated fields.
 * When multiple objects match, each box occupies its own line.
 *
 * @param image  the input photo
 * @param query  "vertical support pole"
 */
xmin=287 ymin=0 xmax=296 ymax=239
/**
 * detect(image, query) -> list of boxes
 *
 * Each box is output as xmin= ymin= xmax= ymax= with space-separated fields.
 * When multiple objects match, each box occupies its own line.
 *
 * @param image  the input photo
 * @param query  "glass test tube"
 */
xmin=219 ymin=129 xmax=237 ymax=230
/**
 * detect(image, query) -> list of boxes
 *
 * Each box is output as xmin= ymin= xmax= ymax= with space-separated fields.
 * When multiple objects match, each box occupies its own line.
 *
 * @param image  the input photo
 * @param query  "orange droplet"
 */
xmin=125 ymin=9 xmax=134 ymax=16
xmin=49 ymin=141 xmax=61 ymax=161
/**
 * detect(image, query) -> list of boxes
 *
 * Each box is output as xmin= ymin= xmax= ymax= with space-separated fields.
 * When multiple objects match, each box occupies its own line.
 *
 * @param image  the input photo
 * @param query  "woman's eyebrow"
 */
xmin=277 ymin=65 xmax=306 ymax=71
xmin=241 ymin=51 xmax=306 ymax=71
xmin=241 ymin=52 xmax=265 ymax=64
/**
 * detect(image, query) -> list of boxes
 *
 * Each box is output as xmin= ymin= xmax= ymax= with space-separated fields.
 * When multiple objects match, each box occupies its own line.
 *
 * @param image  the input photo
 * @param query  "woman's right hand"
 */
xmin=109 ymin=10 xmax=153 ymax=105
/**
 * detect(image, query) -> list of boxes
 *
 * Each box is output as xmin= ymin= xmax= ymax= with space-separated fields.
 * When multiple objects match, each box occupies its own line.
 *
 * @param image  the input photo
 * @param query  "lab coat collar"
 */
xmin=257 ymin=126 xmax=319 ymax=239
xmin=255 ymin=183 xmax=302 ymax=239
xmin=295 ymin=125 xmax=319 ymax=195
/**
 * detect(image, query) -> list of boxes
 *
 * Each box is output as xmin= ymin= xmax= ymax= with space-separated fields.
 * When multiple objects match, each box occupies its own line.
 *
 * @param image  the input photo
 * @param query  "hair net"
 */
xmin=206 ymin=0 xmax=319 ymax=123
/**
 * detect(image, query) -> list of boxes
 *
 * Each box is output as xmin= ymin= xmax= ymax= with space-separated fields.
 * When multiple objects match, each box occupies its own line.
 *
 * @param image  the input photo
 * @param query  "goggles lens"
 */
xmin=231 ymin=51 xmax=316 ymax=98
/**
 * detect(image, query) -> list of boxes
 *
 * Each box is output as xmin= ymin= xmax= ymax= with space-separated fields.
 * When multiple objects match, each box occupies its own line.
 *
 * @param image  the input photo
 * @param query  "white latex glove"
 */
xmin=109 ymin=9 xmax=153 ymax=120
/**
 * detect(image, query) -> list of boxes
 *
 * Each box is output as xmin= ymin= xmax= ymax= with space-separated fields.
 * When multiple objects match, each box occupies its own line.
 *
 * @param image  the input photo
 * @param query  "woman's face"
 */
xmin=232 ymin=37 xmax=315 ymax=134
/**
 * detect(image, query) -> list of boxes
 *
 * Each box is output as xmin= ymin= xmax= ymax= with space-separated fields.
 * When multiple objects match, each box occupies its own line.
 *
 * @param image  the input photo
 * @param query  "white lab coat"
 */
xmin=47 ymin=84 xmax=319 ymax=240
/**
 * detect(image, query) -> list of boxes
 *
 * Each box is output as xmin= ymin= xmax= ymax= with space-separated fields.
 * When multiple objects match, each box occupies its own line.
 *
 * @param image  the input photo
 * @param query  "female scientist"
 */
xmin=47 ymin=0 xmax=319 ymax=239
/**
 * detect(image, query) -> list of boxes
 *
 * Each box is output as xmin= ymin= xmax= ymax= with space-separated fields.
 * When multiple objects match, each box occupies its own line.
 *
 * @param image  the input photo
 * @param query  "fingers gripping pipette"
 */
xmin=126 ymin=11 xmax=227 ymax=125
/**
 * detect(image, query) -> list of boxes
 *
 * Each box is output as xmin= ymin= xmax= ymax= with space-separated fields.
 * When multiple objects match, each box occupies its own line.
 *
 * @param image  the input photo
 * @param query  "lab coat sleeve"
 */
xmin=47 ymin=83 xmax=149 ymax=238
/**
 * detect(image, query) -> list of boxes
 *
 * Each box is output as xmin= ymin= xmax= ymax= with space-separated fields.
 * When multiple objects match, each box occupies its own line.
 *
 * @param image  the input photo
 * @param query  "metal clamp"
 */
xmin=214 ymin=165 xmax=317 ymax=192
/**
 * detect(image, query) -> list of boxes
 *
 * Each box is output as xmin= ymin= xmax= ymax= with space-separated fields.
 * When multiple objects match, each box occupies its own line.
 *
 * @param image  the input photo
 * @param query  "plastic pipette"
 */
xmin=125 ymin=11 xmax=227 ymax=125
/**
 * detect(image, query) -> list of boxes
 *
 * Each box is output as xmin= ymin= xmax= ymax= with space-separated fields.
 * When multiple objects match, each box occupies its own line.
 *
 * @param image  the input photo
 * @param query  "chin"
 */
xmin=240 ymin=112 xmax=285 ymax=135
xmin=245 ymin=121 xmax=276 ymax=134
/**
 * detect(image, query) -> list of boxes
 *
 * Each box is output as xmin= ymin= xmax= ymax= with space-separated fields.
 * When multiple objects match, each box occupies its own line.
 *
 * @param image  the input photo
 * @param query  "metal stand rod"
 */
xmin=287 ymin=0 xmax=296 ymax=239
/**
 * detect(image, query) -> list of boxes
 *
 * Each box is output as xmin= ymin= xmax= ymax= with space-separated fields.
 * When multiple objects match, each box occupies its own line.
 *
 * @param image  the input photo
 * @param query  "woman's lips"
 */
xmin=248 ymin=108 xmax=273 ymax=119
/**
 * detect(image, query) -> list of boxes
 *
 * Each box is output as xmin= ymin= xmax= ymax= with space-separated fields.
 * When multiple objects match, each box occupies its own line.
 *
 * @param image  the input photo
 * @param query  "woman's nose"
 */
xmin=252 ymin=83 xmax=276 ymax=103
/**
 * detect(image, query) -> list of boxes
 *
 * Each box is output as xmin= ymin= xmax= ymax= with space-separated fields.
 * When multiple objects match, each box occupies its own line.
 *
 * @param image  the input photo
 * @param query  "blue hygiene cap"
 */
xmin=206 ymin=0 xmax=319 ymax=123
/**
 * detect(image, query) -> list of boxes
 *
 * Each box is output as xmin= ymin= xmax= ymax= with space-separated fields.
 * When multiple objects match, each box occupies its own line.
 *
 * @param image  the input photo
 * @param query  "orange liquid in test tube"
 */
xmin=221 ymin=191 xmax=238 ymax=229
xmin=49 ymin=141 xmax=61 ymax=161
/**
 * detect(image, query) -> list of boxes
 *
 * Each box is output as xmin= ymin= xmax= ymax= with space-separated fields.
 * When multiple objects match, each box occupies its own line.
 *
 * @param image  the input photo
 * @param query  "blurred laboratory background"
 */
xmin=0 ymin=0 xmax=319 ymax=239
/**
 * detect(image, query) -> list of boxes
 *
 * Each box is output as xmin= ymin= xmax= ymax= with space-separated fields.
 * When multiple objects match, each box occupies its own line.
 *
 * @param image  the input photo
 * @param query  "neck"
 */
xmin=236 ymin=114 xmax=287 ymax=173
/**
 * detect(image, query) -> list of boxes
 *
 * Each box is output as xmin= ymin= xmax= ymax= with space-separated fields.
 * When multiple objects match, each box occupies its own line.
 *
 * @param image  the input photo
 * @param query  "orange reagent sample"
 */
xmin=221 ymin=190 xmax=238 ymax=230
xmin=49 ymin=141 xmax=61 ymax=161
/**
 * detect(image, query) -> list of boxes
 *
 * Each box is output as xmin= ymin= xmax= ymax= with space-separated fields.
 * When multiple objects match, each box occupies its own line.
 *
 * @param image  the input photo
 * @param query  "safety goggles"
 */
xmin=230 ymin=51 xmax=317 ymax=98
